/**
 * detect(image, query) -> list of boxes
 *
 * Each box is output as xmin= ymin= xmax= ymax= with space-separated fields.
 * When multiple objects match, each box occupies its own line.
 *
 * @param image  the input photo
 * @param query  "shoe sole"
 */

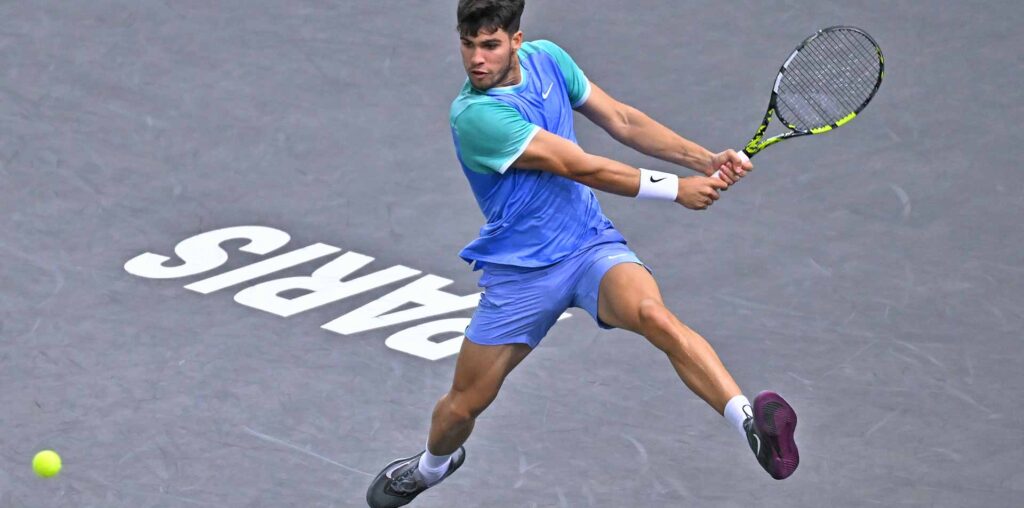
xmin=753 ymin=391 xmax=799 ymax=480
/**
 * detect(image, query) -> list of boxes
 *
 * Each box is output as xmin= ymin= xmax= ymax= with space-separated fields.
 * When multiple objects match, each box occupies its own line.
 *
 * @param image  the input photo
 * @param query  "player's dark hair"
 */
xmin=457 ymin=0 xmax=525 ymax=37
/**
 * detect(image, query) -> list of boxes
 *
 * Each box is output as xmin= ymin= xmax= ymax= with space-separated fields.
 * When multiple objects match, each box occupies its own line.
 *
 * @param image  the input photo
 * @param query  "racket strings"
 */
xmin=775 ymin=28 xmax=881 ymax=131
xmin=779 ymin=32 xmax=878 ymax=127
xmin=782 ymin=43 xmax=873 ymax=126
xmin=796 ymin=39 xmax=868 ymax=115
xmin=787 ymin=35 xmax=877 ymax=118
xmin=822 ymin=31 xmax=878 ymax=100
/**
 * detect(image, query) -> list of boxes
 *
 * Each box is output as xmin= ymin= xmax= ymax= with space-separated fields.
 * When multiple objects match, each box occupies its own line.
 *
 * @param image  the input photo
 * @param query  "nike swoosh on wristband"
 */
xmin=650 ymin=176 xmax=667 ymax=183
xmin=542 ymin=83 xmax=553 ymax=99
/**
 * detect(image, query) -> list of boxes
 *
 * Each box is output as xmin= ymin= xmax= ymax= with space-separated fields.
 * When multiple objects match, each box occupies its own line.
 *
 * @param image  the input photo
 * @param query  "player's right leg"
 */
xmin=426 ymin=338 xmax=532 ymax=455
xmin=366 ymin=339 xmax=532 ymax=508
xmin=367 ymin=255 xmax=578 ymax=507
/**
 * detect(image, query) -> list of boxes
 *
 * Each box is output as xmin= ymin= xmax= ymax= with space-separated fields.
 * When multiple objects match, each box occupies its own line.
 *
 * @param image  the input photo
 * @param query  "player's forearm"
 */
xmin=569 ymin=153 xmax=644 ymax=197
xmin=613 ymin=104 xmax=715 ymax=175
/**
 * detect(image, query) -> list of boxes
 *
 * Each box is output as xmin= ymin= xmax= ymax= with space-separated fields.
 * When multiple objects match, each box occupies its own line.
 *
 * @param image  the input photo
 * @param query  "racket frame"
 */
xmin=742 ymin=25 xmax=884 ymax=158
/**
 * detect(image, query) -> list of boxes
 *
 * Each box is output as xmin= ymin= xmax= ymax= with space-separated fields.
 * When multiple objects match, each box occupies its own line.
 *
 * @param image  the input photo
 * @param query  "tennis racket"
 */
xmin=712 ymin=26 xmax=884 ymax=180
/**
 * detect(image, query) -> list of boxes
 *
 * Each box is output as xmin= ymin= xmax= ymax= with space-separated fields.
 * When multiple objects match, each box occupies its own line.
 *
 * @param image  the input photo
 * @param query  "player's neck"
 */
xmin=493 ymin=55 xmax=522 ymax=88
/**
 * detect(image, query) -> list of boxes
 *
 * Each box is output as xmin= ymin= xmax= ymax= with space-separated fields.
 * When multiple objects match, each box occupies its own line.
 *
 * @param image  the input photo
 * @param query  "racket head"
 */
xmin=770 ymin=26 xmax=884 ymax=135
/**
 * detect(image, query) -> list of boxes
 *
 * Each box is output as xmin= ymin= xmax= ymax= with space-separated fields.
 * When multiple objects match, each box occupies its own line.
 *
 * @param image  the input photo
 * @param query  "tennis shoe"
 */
xmin=366 ymin=447 xmax=465 ymax=508
xmin=743 ymin=391 xmax=799 ymax=480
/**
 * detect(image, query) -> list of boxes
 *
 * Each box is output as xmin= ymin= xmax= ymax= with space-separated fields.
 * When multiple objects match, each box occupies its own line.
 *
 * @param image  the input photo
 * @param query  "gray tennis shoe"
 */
xmin=366 ymin=447 xmax=466 ymax=508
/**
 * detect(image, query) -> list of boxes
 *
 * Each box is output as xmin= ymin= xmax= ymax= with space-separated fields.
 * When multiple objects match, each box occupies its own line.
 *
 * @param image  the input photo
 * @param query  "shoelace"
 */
xmin=389 ymin=463 xmax=422 ymax=493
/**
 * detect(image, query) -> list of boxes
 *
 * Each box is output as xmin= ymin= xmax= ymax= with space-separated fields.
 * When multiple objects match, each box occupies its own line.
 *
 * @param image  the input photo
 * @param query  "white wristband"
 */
xmin=637 ymin=168 xmax=679 ymax=201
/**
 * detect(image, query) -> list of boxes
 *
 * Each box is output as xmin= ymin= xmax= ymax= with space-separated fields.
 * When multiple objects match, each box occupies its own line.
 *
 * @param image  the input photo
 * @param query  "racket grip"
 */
xmin=710 ymin=150 xmax=751 ymax=182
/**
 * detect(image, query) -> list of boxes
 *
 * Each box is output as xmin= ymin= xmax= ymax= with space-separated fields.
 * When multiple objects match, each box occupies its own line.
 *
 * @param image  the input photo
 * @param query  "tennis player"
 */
xmin=367 ymin=1 xmax=798 ymax=505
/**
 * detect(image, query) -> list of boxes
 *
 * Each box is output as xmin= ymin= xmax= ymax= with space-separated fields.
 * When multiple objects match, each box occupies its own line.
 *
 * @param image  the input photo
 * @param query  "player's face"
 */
xmin=460 ymin=28 xmax=522 ymax=90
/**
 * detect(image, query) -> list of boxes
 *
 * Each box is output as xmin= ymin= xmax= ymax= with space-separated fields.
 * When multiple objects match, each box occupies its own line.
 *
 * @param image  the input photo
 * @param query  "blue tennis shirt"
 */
xmin=450 ymin=40 xmax=624 ymax=270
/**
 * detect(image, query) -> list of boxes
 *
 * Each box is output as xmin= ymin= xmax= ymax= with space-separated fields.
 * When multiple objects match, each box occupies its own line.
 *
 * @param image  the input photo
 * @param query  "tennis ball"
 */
xmin=32 ymin=450 xmax=61 ymax=478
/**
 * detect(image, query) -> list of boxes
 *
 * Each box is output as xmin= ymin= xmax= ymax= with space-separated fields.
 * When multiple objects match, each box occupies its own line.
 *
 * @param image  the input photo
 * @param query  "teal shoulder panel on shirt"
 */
xmin=525 ymin=40 xmax=592 ymax=108
xmin=450 ymin=94 xmax=540 ymax=175
xmin=448 ymin=81 xmax=485 ymax=121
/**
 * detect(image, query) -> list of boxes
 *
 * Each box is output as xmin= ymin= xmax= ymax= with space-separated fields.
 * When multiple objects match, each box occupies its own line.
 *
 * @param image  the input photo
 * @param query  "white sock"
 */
xmin=724 ymin=394 xmax=753 ymax=441
xmin=417 ymin=443 xmax=452 ymax=485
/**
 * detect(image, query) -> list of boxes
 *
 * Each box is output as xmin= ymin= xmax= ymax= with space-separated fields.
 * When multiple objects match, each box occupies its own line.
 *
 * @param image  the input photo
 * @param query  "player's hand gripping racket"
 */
xmin=712 ymin=26 xmax=884 ymax=180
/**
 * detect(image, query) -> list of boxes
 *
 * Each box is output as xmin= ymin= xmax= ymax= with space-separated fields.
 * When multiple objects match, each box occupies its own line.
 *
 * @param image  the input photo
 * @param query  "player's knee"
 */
xmin=446 ymin=388 xmax=495 ymax=422
xmin=637 ymin=299 xmax=673 ymax=334
xmin=637 ymin=299 xmax=694 ymax=355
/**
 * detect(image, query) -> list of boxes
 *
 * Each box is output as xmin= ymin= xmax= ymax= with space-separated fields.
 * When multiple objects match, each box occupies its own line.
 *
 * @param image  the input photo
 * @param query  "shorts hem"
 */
xmin=589 ymin=260 xmax=652 ymax=330
xmin=465 ymin=333 xmax=539 ymax=349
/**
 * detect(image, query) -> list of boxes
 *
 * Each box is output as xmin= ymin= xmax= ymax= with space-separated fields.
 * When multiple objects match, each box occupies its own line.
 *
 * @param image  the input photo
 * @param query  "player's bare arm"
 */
xmin=514 ymin=129 xmax=728 ymax=210
xmin=578 ymin=81 xmax=753 ymax=184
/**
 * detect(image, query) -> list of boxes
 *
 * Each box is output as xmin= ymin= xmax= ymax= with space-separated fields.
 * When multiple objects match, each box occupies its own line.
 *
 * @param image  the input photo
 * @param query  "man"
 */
xmin=367 ymin=1 xmax=799 ymax=506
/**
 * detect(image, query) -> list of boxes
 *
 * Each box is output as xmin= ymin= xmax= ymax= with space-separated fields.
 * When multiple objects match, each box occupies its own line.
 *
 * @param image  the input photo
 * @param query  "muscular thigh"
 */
xmin=450 ymin=338 xmax=532 ymax=410
xmin=597 ymin=262 xmax=665 ymax=333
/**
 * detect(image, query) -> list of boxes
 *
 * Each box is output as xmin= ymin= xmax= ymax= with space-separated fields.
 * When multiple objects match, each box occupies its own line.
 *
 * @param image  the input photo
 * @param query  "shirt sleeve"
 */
xmin=452 ymin=100 xmax=540 ymax=175
xmin=532 ymin=40 xmax=592 ymax=108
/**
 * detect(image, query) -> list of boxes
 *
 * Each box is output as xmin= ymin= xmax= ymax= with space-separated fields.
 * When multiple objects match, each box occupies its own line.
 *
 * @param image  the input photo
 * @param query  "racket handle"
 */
xmin=711 ymin=149 xmax=752 ymax=181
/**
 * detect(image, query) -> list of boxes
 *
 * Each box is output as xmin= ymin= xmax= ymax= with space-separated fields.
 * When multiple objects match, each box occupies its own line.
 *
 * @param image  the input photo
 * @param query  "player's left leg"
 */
xmin=595 ymin=262 xmax=799 ymax=480
xmin=596 ymin=263 xmax=740 ymax=412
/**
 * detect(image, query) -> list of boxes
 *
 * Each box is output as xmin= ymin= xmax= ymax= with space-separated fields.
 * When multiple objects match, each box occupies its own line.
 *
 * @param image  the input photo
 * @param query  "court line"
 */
xmin=242 ymin=426 xmax=373 ymax=477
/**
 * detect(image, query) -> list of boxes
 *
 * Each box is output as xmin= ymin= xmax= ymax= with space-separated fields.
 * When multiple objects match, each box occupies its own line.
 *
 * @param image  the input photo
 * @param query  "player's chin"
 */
xmin=469 ymin=73 xmax=489 ymax=87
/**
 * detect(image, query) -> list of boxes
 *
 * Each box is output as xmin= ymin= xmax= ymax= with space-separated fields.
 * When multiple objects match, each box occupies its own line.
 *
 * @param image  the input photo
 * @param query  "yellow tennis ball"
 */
xmin=32 ymin=450 xmax=62 ymax=478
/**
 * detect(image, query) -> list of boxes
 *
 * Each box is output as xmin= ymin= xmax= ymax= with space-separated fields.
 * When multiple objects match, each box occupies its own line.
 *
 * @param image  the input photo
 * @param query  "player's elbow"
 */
xmin=615 ymin=103 xmax=633 ymax=131
xmin=604 ymin=102 xmax=635 ymax=141
xmin=517 ymin=130 xmax=600 ymax=180
xmin=564 ymin=153 xmax=603 ymax=181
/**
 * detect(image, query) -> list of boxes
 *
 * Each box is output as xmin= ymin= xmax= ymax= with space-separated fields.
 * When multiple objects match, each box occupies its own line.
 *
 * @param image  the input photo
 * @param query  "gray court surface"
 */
xmin=2 ymin=1 xmax=1022 ymax=507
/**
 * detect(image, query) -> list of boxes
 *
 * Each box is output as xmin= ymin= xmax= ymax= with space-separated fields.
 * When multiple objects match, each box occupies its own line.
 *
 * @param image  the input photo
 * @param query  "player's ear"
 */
xmin=510 ymin=31 xmax=523 ymax=50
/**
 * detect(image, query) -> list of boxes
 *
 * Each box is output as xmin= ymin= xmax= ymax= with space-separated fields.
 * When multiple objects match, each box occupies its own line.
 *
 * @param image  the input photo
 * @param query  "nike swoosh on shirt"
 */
xmin=542 ymin=83 xmax=553 ymax=99
xmin=607 ymin=253 xmax=629 ymax=259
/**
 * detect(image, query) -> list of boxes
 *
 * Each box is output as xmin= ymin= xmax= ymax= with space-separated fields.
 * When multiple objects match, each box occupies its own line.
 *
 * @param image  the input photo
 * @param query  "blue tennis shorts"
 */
xmin=465 ymin=241 xmax=650 ymax=348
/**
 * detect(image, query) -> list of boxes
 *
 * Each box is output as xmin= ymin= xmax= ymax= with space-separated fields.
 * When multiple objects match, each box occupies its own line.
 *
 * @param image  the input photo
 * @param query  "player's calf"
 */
xmin=426 ymin=390 xmax=488 ymax=454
